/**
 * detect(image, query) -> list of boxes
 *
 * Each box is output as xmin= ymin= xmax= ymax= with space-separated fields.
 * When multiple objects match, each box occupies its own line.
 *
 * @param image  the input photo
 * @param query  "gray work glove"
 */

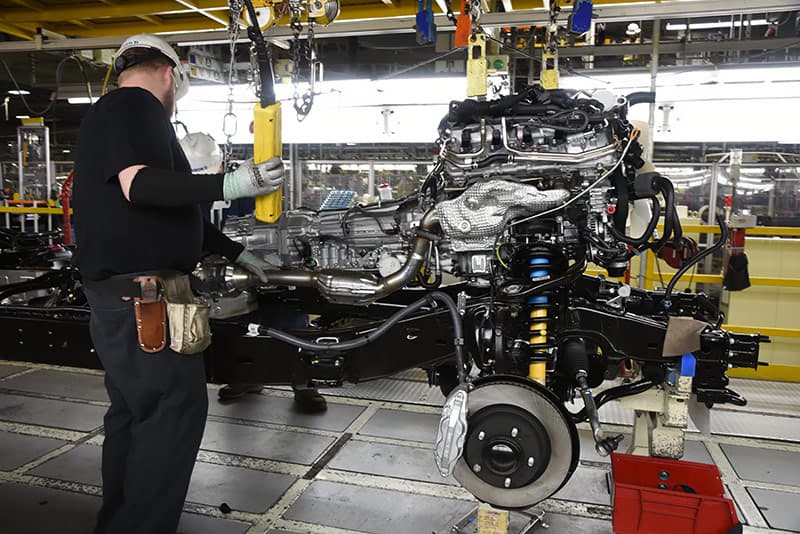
xmin=222 ymin=157 xmax=284 ymax=200
xmin=235 ymin=250 xmax=271 ymax=283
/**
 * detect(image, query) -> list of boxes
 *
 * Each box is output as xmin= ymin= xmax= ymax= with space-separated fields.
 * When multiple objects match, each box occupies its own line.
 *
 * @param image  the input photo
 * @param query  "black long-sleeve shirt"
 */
xmin=73 ymin=87 xmax=243 ymax=281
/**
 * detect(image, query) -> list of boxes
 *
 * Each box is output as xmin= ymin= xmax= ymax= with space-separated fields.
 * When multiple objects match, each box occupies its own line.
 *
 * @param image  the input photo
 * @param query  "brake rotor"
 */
xmin=452 ymin=377 xmax=579 ymax=509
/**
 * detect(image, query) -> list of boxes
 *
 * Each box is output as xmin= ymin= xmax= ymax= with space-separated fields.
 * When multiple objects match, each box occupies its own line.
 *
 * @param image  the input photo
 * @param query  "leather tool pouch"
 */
xmin=163 ymin=275 xmax=211 ymax=355
xmin=133 ymin=276 xmax=167 ymax=353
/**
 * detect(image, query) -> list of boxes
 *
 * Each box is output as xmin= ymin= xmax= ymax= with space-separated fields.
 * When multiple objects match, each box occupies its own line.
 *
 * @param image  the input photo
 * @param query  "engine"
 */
xmin=194 ymin=86 xmax=764 ymax=510
xmin=217 ymin=87 xmax=670 ymax=294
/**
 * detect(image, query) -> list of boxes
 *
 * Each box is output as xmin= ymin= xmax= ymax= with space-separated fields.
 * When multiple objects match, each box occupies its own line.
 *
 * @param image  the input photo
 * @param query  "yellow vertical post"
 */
xmin=253 ymin=102 xmax=283 ymax=223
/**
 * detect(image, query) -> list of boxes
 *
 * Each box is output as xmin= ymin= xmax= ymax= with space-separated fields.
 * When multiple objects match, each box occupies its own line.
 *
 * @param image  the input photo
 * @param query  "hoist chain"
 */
xmin=547 ymin=0 xmax=561 ymax=54
xmin=223 ymin=0 xmax=244 ymax=171
xmin=290 ymin=1 xmax=316 ymax=121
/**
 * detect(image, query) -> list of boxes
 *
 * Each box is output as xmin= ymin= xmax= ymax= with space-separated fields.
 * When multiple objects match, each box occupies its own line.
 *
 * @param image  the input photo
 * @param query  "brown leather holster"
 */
xmin=133 ymin=276 xmax=167 ymax=353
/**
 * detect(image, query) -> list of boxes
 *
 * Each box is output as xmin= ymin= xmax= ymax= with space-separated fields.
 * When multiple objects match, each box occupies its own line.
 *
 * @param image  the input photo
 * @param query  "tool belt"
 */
xmin=86 ymin=273 xmax=211 ymax=355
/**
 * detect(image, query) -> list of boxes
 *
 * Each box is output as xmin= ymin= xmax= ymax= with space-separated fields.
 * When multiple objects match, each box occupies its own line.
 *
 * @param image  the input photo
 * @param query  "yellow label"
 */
xmin=253 ymin=102 xmax=283 ymax=223
xmin=477 ymin=503 xmax=509 ymax=533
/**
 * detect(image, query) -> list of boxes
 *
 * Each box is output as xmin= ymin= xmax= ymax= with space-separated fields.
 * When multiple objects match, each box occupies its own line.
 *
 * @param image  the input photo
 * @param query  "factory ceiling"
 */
xmin=0 ymin=0 xmax=798 ymax=160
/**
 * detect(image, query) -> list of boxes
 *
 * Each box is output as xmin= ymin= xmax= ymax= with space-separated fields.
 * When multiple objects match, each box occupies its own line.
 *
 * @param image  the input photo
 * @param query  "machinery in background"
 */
xmin=0 ymin=86 xmax=767 ymax=511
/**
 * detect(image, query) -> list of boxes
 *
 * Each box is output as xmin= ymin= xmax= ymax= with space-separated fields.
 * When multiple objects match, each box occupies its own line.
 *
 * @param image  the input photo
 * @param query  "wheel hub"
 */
xmin=452 ymin=378 xmax=579 ymax=509
xmin=464 ymin=404 xmax=551 ymax=490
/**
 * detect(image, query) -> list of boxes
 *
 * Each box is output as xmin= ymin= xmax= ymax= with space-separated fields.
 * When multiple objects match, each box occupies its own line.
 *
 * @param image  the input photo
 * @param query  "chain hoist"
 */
xmin=222 ymin=0 xmax=244 ymax=171
xmin=289 ymin=1 xmax=316 ymax=121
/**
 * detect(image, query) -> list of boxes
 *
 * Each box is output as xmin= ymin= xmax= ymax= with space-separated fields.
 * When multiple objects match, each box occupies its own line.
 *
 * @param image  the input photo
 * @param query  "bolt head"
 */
xmin=511 ymin=427 xmax=518 ymax=438
xmin=504 ymin=477 xmax=511 ymax=488
xmin=528 ymin=457 xmax=535 ymax=467
xmin=473 ymin=464 xmax=482 ymax=473
xmin=477 ymin=431 xmax=485 ymax=441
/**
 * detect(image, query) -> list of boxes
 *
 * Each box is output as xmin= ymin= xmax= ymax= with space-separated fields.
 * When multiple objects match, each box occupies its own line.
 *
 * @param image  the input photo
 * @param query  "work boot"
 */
xmin=218 ymin=383 xmax=263 ymax=402
xmin=293 ymin=388 xmax=327 ymax=414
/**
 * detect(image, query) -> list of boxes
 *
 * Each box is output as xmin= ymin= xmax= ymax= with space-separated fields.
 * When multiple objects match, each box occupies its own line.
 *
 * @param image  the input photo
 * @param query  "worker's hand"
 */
xmin=235 ymin=250 xmax=271 ymax=284
xmin=222 ymin=157 xmax=284 ymax=200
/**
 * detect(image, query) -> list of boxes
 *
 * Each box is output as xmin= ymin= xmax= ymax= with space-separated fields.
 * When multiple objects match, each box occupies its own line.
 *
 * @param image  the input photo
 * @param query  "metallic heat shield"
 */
xmin=436 ymin=180 xmax=570 ymax=252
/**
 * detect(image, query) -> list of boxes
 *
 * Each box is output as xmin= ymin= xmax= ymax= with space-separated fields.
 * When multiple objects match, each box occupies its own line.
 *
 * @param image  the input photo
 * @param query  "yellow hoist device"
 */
xmin=244 ymin=0 xmax=283 ymax=223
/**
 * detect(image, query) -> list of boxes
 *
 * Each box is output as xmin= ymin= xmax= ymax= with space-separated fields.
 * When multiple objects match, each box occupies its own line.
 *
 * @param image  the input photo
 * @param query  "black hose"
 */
xmin=263 ymin=291 xmax=468 ymax=383
xmin=626 ymin=91 xmax=656 ymax=107
xmin=570 ymin=378 xmax=655 ymax=423
xmin=663 ymin=214 xmax=728 ymax=309
xmin=609 ymin=196 xmax=661 ymax=247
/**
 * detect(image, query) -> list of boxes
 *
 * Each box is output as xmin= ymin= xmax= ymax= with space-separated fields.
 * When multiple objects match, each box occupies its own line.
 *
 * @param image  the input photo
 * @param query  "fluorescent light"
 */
xmin=7 ymin=89 xmax=30 ymax=95
xmin=666 ymin=19 xmax=768 ymax=31
xmin=68 ymin=97 xmax=94 ymax=104
xmin=15 ymin=115 xmax=30 ymax=119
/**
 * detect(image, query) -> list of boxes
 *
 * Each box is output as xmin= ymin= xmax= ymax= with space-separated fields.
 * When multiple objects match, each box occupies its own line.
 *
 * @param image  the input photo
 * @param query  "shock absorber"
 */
xmin=527 ymin=249 xmax=555 ymax=384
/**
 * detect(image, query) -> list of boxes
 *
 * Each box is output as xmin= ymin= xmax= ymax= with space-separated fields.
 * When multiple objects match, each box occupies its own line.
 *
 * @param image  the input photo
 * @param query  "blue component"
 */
xmin=320 ymin=190 xmax=357 ymax=210
xmin=568 ymin=0 xmax=593 ymax=34
xmin=528 ymin=296 xmax=549 ymax=305
xmin=681 ymin=353 xmax=697 ymax=377
xmin=529 ymin=269 xmax=550 ymax=279
xmin=529 ymin=257 xmax=550 ymax=266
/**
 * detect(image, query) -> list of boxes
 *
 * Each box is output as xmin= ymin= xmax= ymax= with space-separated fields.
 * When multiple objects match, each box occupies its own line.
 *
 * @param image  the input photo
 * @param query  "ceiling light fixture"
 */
xmin=666 ymin=19 xmax=769 ymax=31
xmin=7 ymin=89 xmax=30 ymax=95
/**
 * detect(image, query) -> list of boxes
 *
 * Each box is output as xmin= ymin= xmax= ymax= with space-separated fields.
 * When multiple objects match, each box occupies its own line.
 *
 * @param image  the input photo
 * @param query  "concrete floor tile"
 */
xmin=322 ymin=378 xmax=445 ymax=406
xmin=328 ymin=439 xmax=457 ymax=485
xmin=722 ymin=444 xmax=800 ymax=487
xmin=358 ymin=408 xmax=441 ymax=443
xmin=747 ymin=487 xmax=800 ymax=532
xmin=0 ymin=483 xmax=100 ymax=534
xmin=201 ymin=420 xmax=334 ymax=465
xmin=552 ymin=466 xmax=611 ymax=506
xmin=0 ymin=431 xmax=66 ymax=471
xmin=712 ymin=410 xmax=800 ymax=441
xmin=0 ymin=393 xmax=105 ymax=432
xmin=177 ymin=512 xmax=250 ymax=534
xmin=683 ymin=439 xmax=714 ymax=464
xmin=508 ymin=511 xmax=613 ymax=533
xmin=186 ymin=461 xmax=296 ymax=514
xmin=284 ymin=480 xmax=475 ymax=534
xmin=28 ymin=444 xmax=101 ymax=486
xmin=208 ymin=392 xmax=364 ymax=432
xmin=0 ymin=369 xmax=107 ymax=402
xmin=0 ymin=364 xmax=25 ymax=379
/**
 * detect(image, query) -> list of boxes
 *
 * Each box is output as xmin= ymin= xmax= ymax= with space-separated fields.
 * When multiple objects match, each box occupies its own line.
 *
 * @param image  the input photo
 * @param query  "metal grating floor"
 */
xmin=1 ymin=360 xmax=799 ymax=534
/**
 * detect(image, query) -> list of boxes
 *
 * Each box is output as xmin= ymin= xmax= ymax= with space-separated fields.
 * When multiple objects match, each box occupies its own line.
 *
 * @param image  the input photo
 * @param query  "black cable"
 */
xmin=263 ymin=290 xmax=468 ymax=383
xmin=242 ymin=0 xmax=275 ymax=107
xmin=664 ymin=214 xmax=727 ymax=309
xmin=1 ymin=55 xmax=93 ymax=117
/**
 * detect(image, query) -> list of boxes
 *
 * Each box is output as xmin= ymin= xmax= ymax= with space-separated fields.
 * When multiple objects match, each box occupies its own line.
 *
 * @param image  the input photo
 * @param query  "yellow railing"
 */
xmin=0 ymin=206 xmax=70 ymax=215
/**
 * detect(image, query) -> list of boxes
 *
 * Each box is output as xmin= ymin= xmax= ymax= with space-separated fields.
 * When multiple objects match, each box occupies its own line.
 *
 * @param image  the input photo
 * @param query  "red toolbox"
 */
xmin=611 ymin=453 xmax=741 ymax=534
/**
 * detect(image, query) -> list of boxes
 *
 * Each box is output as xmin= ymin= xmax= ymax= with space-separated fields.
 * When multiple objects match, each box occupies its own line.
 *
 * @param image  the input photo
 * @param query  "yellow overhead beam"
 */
xmin=46 ymin=17 xmax=224 ymax=38
xmin=0 ymin=21 xmax=34 ymax=40
xmin=0 ymin=1 xmax=228 ymax=23
xmin=335 ymin=0 xmax=543 ymax=21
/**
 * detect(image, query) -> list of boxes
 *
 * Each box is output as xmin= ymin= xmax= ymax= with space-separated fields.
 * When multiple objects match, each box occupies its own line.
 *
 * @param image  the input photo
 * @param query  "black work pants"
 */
xmin=86 ymin=287 xmax=208 ymax=534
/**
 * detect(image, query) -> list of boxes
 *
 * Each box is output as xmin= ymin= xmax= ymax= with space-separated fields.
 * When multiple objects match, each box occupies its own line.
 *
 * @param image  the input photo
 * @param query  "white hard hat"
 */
xmin=179 ymin=132 xmax=223 ymax=174
xmin=114 ymin=33 xmax=190 ymax=101
xmin=626 ymin=23 xmax=641 ymax=36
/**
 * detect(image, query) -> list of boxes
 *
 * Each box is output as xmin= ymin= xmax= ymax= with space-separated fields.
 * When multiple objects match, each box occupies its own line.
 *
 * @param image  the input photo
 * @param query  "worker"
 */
xmin=179 ymin=132 xmax=327 ymax=412
xmin=71 ymin=33 xmax=282 ymax=534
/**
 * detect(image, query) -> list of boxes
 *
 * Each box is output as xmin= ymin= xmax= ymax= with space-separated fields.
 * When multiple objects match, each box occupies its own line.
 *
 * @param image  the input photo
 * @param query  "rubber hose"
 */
xmin=663 ymin=214 xmax=727 ymax=309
